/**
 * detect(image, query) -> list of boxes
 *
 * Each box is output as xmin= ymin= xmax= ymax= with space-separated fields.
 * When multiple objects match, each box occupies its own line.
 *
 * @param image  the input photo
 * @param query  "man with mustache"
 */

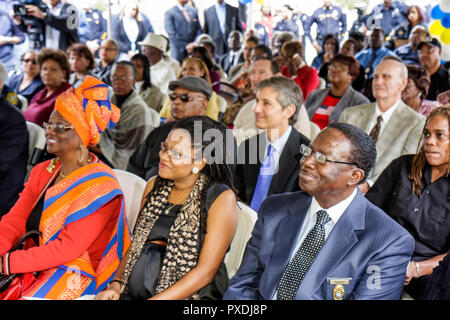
xmin=224 ymin=122 xmax=414 ymax=300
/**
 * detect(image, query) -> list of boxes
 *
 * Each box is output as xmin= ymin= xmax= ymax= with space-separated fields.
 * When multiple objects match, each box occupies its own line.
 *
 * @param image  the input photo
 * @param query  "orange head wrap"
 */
xmin=55 ymin=76 xmax=120 ymax=147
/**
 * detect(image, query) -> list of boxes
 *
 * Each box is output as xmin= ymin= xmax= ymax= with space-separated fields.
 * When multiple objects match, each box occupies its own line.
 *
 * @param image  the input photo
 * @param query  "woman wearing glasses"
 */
xmin=366 ymin=106 xmax=449 ymax=299
xmin=95 ymin=115 xmax=238 ymax=300
xmin=7 ymin=51 xmax=44 ymax=103
xmin=305 ymin=54 xmax=369 ymax=130
xmin=0 ymin=77 xmax=130 ymax=299
xmin=23 ymin=48 xmax=72 ymax=126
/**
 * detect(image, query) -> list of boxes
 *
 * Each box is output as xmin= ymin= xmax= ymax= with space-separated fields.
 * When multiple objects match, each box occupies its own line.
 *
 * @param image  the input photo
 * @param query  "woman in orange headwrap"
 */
xmin=0 ymin=76 xmax=130 ymax=300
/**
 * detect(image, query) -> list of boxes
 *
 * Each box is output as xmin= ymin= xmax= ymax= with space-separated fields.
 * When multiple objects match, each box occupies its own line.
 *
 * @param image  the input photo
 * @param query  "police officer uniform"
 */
xmin=304 ymin=4 xmax=347 ymax=47
xmin=364 ymin=1 xmax=407 ymax=36
xmin=79 ymin=8 xmax=107 ymax=44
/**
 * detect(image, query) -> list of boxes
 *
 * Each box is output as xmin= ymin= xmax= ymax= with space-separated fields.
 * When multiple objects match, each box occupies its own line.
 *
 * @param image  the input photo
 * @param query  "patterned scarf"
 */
xmin=120 ymin=173 xmax=210 ymax=297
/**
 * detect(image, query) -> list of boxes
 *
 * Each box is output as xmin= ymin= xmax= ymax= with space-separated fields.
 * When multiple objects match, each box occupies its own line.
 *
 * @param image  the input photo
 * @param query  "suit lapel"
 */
xmin=269 ymin=129 xmax=300 ymax=194
xmin=264 ymin=194 xmax=312 ymax=298
xmin=245 ymin=134 xmax=266 ymax=201
xmin=295 ymin=191 xmax=367 ymax=299
xmin=360 ymin=103 xmax=376 ymax=132
xmin=375 ymin=101 xmax=410 ymax=158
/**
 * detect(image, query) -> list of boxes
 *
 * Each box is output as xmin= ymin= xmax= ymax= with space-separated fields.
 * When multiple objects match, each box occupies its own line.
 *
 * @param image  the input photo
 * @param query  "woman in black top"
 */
xmin=95 ymin=116 xmax=238 ymax=300
xmin=366 ymin=105 xmax=449 ymax=299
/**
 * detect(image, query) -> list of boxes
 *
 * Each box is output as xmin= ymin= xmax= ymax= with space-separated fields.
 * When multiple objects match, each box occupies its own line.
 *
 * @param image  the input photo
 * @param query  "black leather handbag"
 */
xmin=0 ymin=230 xmax=42 ymax=293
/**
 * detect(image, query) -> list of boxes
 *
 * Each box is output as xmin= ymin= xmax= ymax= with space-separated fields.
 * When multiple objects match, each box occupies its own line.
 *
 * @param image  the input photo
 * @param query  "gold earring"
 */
xmin=78 ymin=144 xmax=85 ymax=166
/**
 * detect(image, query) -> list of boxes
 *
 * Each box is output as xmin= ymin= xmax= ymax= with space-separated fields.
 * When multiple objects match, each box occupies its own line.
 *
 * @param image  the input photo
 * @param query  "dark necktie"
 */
xmin=364 ymin=50 xmax=377 ymax=79
xmin=369 ymin=115 xmax=383 ymax=143
xmin=276 ymin=210 xmax=331 ymax=300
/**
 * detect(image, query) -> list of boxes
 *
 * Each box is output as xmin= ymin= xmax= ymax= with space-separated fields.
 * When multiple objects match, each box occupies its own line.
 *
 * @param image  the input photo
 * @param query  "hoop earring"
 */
xmin=192 ymin=167 xmax=199 ymax=174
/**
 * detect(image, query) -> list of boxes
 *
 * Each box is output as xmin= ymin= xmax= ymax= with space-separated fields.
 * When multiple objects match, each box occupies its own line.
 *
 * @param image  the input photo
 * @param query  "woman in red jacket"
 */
xmin=280 ymin=41 xmax=319 ymax=101
xmin=0 ymin=77 xmax=130 ymax=300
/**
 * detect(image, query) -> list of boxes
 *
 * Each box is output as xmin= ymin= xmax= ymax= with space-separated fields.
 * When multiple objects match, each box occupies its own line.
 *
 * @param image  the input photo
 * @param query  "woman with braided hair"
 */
xmin=366 ymin=105 xmax=449 ymax=299
xmin=95 ymin=115 xmax=238 ymax=300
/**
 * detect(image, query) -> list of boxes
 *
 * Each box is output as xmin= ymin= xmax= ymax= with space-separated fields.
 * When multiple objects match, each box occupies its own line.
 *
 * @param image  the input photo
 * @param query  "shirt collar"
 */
xmin=215 ymin=2 xmax=226 ymax=9
xmin=375 ymin=100 xmax=401 ymax=124
xmin=177 ymin=3 xmax=186 ymax=10
xmin=309 ymin=188 xmax=358 ymax=225
xmin=264 ymin=125 xmax=292 ymax=154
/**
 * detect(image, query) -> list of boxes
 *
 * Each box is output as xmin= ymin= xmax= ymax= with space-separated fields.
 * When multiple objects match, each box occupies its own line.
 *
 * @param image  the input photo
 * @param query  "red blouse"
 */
xmin=0 ymin=160 xmax=120 ymax=274
xmin=281 ymin=65 xmax=319 ymax=101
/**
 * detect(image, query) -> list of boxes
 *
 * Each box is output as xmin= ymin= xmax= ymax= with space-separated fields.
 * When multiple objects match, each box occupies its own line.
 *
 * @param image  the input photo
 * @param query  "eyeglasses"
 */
xmin=110 ymin=75 xmax=134 ymax=82
xmin=299 ymin=144 xmax=360 ymax=167
xmin=328 ymin=64 xmax=347 ymax=72
xmin=22 ymin=58 xmax=37 ymax=64
xmin=418 ymin=47 xmax=435 ymax=55
xmin=160 ymin=141 xmax=189 ymax=160
xmin=168 ymin=93 xmax=206 ymax=103
xmin=43 ymin=122 xmax=74 ymax=133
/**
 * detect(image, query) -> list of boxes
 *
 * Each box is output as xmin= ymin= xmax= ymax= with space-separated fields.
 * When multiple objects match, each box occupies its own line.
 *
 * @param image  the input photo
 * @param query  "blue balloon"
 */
xmin=432 ymin=5 xmax=444 ymax=20
xmin=442 ymin=13 xmax=450 ymax=28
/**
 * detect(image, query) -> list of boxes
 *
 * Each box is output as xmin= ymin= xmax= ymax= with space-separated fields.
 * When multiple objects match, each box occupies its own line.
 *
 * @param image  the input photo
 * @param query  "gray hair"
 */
xmin=380 ymin=55 xmax=408 ymax=79
xmin=256 ymin=76 xmax=303 ymax=125
xmin=0 ymin=62 xmax=7 ymax=88
xmin=103 ymin=38 xmax=119 ymax=51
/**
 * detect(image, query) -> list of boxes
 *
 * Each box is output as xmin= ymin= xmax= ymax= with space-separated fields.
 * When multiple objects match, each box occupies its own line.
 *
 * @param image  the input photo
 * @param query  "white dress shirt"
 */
xmin=263 ymin=125 xmax=292 ymax=174
xmin=45 ymin=2 xmax=63 ymax=49
xmin=272 ymin=188 xmax=358 ymax=299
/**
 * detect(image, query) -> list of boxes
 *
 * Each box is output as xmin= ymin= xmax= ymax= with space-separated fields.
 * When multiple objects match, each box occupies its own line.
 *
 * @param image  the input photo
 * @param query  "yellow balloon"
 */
xmin=441 ymin=29 xmax=450 ymax=44
xmin=430 ymin=20 xmax=445 ymax=36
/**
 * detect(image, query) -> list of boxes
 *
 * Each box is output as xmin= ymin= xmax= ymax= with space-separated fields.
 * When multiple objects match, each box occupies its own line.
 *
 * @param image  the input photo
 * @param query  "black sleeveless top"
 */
xmin=121 ymin=183 xmax=231 ymax=300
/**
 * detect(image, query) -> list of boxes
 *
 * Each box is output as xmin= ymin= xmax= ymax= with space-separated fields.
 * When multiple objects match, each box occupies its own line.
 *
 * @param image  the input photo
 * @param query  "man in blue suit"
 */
xmin=164 ymin=0 xmax=202 ymax=63
xmin=224 ymin=122 xmax=414 ymax=300
xmin=203 ymin=0 xmax=243 ymax=57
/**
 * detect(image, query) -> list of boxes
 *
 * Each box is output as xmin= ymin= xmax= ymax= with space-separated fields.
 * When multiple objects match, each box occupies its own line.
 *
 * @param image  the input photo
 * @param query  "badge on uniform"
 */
xmin=328 ymin=278 xmax=351 ymax=300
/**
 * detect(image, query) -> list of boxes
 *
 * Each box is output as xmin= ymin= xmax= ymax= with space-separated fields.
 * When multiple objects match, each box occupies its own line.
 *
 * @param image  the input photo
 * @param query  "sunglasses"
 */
xmin=168 ymin=93 xmax=206 ymax=103
xmin=22 ymin=58 xmax=37 ymax=64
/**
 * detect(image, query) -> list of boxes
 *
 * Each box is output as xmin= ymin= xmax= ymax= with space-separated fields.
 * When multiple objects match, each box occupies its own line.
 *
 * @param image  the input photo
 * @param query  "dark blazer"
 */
xmin=305 ymin=86 xmax=370 ymax=123
xmin=112 ymin=16 xmax=148 ymax=55
xmin=164 ymin=5 xmax=203 ymax=62
xmin=203 ymin=3 xmax=243 ymax=57
xmin=223 ymin=190 xmax=415 ymax=300
xmin=219 ymin=51 xmax=244 ymax=75
xmin=42 ymin=2 xmax=79 ymax=51
xmin=7 ymin=73 xmax=44 ymax=104
xmin=234 ymin=128 xmax=309 ymax=204
xmin=0 ymin=97 xmax=28 ymax=217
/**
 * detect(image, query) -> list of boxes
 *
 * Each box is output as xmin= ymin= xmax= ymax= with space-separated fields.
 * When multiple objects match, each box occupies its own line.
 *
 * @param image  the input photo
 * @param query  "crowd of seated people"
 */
xmin=0 ymin=0 xmax=449 ymax=301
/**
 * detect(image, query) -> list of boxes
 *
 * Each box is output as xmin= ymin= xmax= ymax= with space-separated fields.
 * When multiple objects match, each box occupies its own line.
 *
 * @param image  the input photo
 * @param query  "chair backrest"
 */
xmin=113 ymin=169 xmax=147 ymax=233
xmin=224 ymin=201 xmax=258 ymax=279
xmin=26 ymin=121 xmax=46 ymax=167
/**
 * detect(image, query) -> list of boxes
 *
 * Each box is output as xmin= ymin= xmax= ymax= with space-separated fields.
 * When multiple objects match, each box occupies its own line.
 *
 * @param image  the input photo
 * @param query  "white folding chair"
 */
xmin=224 ymin=201 xmax=258 ymax=279
xmin=26 ymin=121 xmax=46 ymax=171
xmin=113 ymin=169 xmax=147 ymax=233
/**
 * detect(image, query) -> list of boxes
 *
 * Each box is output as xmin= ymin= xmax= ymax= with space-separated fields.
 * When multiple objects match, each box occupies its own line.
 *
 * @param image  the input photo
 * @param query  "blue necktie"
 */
xmin=250 ymin=144 xmax=276 ymax=212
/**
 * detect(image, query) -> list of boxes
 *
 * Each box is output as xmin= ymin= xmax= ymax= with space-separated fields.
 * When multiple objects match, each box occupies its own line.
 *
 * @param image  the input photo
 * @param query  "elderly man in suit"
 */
xmin=339 ymin=56 xmax=425 ymax=193
xmin=164 ymin=0 xmax=203 ymax=63
xmin=234 ymin=76 xmax=310 ymax=211
xmin=224 ymin=122 xmax=415 ymax=300
xmin=203 ymin=0 xmax=243 ymax=57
